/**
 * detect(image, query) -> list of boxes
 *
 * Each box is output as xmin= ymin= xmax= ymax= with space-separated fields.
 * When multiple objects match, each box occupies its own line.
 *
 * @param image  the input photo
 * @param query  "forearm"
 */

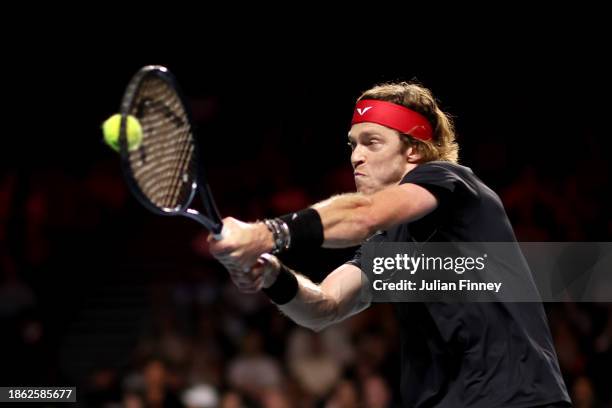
xmin=243 ymin=193 xmax=374 ymax=255
xmin=312 ymin=193 xmax=376 ymax=248
xmin=276 ymin=273 xmax=340 ymax=332
xmin=300 ymin=184 xmax=437 ymax=249
xmin=268 ymin=262 xmax=369 ymax=332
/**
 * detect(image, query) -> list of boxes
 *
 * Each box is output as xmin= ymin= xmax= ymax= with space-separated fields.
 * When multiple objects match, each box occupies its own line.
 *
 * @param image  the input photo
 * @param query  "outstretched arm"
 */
xmin=209 ymin=182 xmax=438 ymax=270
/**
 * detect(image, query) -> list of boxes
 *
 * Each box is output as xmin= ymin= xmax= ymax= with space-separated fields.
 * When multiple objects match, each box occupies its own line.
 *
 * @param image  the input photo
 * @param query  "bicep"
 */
xmin=368 ymin=182 xmax=438 ymax=230
xmin=320 ymin=263 xmax=371 ymax=320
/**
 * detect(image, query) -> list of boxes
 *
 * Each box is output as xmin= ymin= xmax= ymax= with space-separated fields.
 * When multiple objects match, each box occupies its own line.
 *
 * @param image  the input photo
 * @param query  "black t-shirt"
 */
xmin=347 ymin=161 xmax=571 ymax=408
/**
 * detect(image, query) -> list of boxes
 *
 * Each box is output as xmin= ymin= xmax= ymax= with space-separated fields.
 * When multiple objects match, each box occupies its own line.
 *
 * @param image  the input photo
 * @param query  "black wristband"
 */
xmin=279 ymin=208 xmax=324 ymax=250
xmin=262 ymin=264 xmax=299 ymax=305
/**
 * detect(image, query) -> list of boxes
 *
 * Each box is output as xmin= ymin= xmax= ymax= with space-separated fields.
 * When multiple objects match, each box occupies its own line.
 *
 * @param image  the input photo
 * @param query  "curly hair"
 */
xmin=358 ymin=81 xmax=459 ymax=163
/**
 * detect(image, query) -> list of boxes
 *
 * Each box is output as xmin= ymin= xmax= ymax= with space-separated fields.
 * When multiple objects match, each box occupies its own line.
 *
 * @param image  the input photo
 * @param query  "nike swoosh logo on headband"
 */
xmin=356 ymin=107 xmax=372 ymax=115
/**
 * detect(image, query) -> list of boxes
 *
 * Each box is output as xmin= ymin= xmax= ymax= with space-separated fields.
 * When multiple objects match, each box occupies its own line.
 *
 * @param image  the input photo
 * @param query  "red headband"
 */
xmin=351 ymin=99 xmax=433 ymax=141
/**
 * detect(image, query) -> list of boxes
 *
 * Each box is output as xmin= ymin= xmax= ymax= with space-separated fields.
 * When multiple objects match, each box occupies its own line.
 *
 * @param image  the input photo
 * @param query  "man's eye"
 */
xmin=348 ymin=142 xmax=356 ymax=150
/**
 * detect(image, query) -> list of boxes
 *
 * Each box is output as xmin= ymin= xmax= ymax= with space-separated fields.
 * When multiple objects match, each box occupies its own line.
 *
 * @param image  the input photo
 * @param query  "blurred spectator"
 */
xmin=362 ymin=375 xmax=396 ymax=408
xmin=571 ymin=376 xmax=603 ymax=408
xmin=259 ymin=387 xmax=292 ymax=408
xmin=325 ymin=379 xmax=359 ymax=408
xmin=287 ymin=328 xmax=343 ymax=399
xmin=181 ymin=384 xmax=219 ymax=408
xmin=141 ymin=357 xmax=185 ymax=408
xmin=220 ymin=391 xmax=245 ymax=408
xmin=85 ymin=367 xmax=120 ymax=407
xmin=123 ymin=391 xmax=145 ymax=408
xmin=227 ymin=331 xmax=283 ymax=399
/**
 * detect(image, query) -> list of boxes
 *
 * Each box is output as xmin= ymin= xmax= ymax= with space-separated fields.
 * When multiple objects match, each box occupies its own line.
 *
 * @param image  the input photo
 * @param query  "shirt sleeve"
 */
xmin=345 ymin=245 xmax=363 ymax=269
xmin=344 ymin=231 xmax=387 ymax=269
xmin=400 ymin=162 xmax=478 ymax=204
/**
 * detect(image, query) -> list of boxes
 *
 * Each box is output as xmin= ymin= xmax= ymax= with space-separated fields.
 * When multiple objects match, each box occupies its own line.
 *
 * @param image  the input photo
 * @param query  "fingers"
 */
xmin=207 ymin=217 xmax=266 ymax=282
xmin=207 ymin=219 xmax=257 ymax=268
xmin=225 ymin=260 xmax=265 ymax=293
xmin=229 ymin=266 xmax=263 ymax=283
xmin=257 ymin=254 xmax=281 ymax=289
xmin=259 ymin=253 xmax=279 ymax=268
xmin=207 ymin=218 xmax=235 ymax=253
xmin=217 ymin=252 xmax=259 ymax=274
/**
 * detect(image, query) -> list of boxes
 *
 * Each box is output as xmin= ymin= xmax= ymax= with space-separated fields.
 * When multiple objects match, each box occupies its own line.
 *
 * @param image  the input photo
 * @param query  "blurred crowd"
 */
xmin=1 ymin=124 xmax=611 ymax=407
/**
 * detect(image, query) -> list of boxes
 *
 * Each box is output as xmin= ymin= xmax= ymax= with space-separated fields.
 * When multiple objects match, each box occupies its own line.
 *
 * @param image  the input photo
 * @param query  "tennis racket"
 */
xmin=117 ymin=65 xmax=223 ymax=239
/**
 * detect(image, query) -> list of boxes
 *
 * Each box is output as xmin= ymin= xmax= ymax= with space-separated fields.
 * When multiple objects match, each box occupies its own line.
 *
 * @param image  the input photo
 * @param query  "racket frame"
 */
xmin=118 ymin=65 xmax=223 ymax=237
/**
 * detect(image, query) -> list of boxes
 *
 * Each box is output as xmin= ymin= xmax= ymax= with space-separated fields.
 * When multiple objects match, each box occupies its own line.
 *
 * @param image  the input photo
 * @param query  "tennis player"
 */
xmin=209 ymin=82 xmax=571 ymax=407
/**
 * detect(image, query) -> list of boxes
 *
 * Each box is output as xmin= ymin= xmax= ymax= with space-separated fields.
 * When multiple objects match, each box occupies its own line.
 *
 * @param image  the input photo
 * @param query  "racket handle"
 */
xmin=212 ymin=223 xmax=225 ymax=241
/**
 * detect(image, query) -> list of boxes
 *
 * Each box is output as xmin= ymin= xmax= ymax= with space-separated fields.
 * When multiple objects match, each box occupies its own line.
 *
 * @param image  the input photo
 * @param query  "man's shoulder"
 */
xmin=414 ymin=160 xmax=473 ymax=175
xmin=400 ymin=160 xmax=485 ymax=201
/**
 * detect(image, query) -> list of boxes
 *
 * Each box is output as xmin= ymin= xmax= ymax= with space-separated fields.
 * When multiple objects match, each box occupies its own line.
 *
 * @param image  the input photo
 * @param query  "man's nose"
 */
xmin=351 ymin=145 xmax=366 ymax=169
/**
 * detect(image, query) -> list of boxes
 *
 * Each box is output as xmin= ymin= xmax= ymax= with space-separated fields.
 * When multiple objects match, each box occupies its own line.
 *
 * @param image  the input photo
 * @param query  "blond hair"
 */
xmin=358 ymin=81 xmax=459 ymax=163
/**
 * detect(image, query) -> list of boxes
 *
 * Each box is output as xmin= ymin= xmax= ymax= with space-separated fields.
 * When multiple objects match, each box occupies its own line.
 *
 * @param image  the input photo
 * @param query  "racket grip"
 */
xmin=212 ymin=224 xmax=225 ymax=241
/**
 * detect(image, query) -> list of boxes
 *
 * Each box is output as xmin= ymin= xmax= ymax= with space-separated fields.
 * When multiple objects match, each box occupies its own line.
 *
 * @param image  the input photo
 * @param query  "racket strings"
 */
xmin=128 ymin=77 xmax=195 ymax=209
xmin=137 ymin=78 xmax=194 ymax=209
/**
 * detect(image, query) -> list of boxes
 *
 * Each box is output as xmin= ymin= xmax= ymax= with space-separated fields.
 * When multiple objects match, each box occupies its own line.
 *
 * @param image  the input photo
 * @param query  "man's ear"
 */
xmin=405 ymin=145 xmax=422 ymax=163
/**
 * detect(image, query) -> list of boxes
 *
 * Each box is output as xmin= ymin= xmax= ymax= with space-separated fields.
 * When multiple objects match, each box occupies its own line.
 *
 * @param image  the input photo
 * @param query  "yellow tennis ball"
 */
xmin=102 ymin=114 xmax=143 ymax=152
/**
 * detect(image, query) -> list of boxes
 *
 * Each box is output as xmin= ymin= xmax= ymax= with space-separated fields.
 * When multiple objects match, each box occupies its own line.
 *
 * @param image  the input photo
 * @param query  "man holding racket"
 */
xmin=208 ymin=82 xmax=571 ymax=407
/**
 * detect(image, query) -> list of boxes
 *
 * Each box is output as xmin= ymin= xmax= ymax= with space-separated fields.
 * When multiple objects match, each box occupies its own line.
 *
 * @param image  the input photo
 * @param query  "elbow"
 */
xmin=295 ymin=299 xmax=341 ymax=333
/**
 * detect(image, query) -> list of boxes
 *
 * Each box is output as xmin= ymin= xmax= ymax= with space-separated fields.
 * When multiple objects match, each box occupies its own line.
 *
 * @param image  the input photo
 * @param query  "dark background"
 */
xmin=1 ymin=33 xmax=611 ymax=407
